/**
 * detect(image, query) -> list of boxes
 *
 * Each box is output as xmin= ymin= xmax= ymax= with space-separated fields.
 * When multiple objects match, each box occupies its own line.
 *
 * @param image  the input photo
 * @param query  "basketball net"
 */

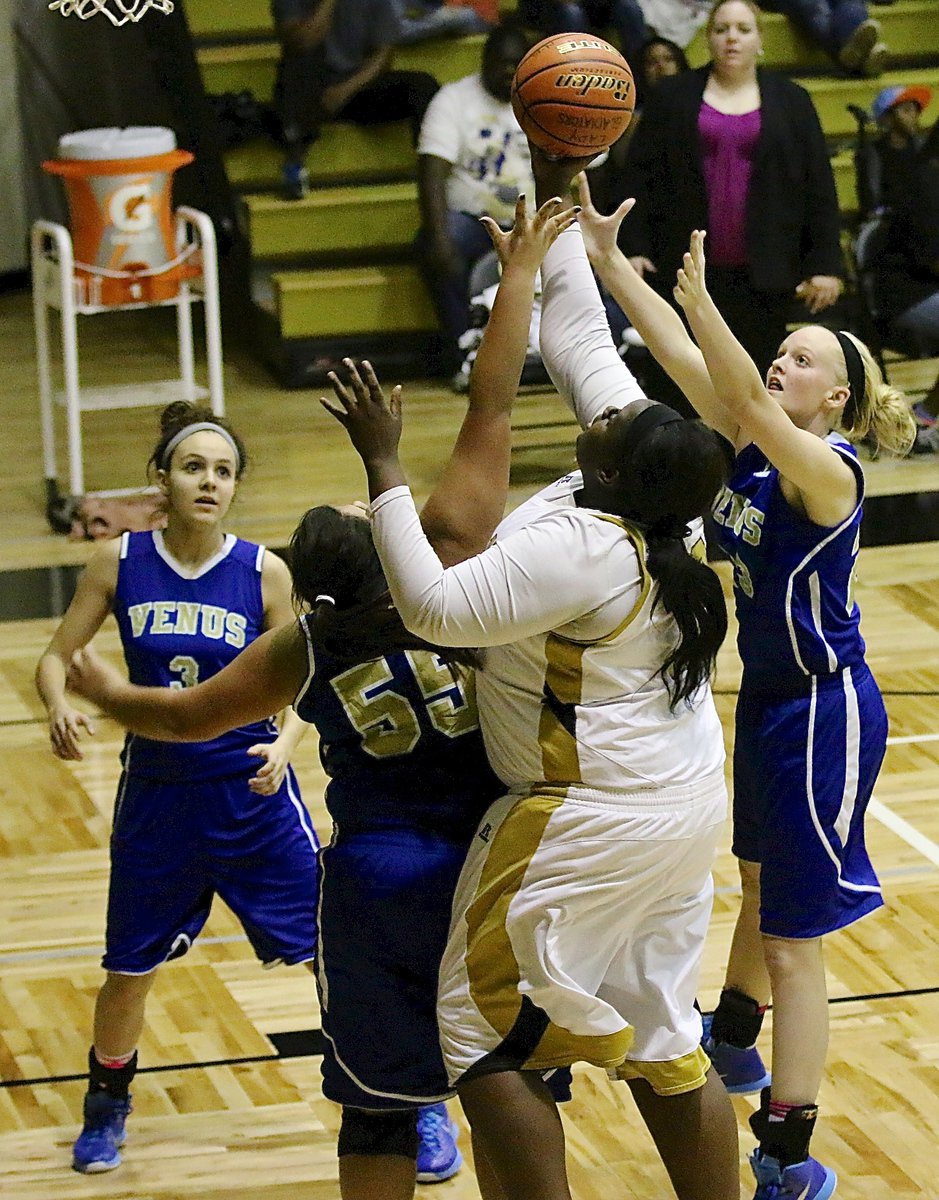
xmin=48 ymin=0 xmax=174 ymax=24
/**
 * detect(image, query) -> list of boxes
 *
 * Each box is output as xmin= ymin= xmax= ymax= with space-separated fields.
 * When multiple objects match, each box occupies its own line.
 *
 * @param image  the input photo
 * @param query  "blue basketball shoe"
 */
xmin=72 ymin=1090 xmax=131 ymax=1173
xmin=702 ymin=1013 xmax=772 ymax=1095
xmin=415 ymin=1103 xmax=463 ymax=1183
xmin=750 ymin=1149 xmax=837 ymax=1199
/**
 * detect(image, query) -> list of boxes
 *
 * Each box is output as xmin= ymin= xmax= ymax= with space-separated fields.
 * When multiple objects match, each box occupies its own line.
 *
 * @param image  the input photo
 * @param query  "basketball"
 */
xmin=511 ymin=34 xmax=635 ymax=158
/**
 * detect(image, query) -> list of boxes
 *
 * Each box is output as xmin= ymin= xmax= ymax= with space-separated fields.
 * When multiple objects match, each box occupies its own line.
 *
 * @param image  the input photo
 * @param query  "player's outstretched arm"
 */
xmin=675 ymin=230 xmax=857 ymax=513
xmin=420 ymin=193 xmax=578 ymax=566
xmin=531 ymin=147 xmax=647 ymax=429
xmin=573 ymin=172 xmax=740 ymax=445
xmin=67 ymin=623 xmax=307 ymax=743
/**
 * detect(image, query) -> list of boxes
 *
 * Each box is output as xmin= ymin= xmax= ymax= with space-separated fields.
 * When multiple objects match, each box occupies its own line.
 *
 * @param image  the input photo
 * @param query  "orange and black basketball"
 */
xmin=511 ymin=34 xmax=635 ymax=158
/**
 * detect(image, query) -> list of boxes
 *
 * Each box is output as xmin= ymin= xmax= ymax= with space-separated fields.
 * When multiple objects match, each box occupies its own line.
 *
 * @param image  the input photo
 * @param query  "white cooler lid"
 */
xmin=57 ymin=126 xmax=178 ymax=160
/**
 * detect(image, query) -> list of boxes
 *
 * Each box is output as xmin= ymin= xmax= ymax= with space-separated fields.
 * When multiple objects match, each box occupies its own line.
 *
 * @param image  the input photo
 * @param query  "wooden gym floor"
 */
xmin=0 ymin=288 xmax=937 ymax=1198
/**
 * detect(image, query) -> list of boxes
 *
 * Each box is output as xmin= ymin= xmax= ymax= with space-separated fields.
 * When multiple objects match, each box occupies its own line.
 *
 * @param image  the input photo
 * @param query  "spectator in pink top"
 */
xmin=616 ymin=0 xmax=843 ymax=405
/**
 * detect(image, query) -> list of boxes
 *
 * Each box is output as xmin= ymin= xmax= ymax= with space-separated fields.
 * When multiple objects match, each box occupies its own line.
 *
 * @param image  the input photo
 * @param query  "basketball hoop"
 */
xmin=48 ymin=0 xmax=174 ymax=24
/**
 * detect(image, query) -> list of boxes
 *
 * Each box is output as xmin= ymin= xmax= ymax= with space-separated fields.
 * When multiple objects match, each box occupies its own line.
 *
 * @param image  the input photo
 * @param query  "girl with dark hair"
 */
xmin=66 ymin=197 xmax=579 ymax=1200
xmin=636 ymin=35 xmax=689 ymax=106
xmin=35 ymin=401 xmax=319 ymax=1176
xmin=324 ymin=149 xmax=740 ymax=1200
xmin=569 ymin=170 xmax=915 ymax=1199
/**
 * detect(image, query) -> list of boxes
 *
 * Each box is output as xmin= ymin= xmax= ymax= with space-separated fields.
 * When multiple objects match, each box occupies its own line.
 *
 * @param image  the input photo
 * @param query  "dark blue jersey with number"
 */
xmin=112 ymin=530 xmax=278 ymax=780
xmin=713 ymin=433 xmax=867 ymax=692
xmin=293 ymin=617 xmax=500 ymax=841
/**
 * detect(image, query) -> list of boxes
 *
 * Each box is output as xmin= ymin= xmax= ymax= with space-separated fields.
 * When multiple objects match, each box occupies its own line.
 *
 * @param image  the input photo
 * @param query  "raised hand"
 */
xmin=573 ymin=170 xmax=635 ymax=266
xmin=480 ymin=193 xmax=580 ymax=275
xmin=321 ymin=359 xmax=404 ymax=489
xmin=527 ymin=140 xmax=599 ymax=205
xmin=674 ymin=229 xmax=709 ymax=313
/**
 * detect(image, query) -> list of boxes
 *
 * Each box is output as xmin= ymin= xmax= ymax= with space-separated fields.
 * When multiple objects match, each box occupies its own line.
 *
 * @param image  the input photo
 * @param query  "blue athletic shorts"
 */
xmin=315 ymin=826 xmax=471 ymax=1110
xmin=103 ymin=768 xmax=319 ymax=974
xmin=733 ymin=664 xmax=886 ymax=939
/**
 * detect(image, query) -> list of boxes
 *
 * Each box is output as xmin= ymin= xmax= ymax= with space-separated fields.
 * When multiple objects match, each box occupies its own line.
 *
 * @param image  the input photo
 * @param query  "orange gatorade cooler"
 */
xmin=43 ymin=126 xmax=197 ymax=305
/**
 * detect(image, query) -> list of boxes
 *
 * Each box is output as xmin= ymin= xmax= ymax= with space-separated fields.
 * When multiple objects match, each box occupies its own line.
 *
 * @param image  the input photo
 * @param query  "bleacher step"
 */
xmin=226 ymin=122 xmax=414 ymax=191
xmin=803 ymin=66 xmax=939 ymax=137
xmin=270 ymin=263 xmax=437 ymax=339
xmin=198 ymin=36 xmax=486 ymax=102
xmin=243 ymin=183 xmax=420 ymax=258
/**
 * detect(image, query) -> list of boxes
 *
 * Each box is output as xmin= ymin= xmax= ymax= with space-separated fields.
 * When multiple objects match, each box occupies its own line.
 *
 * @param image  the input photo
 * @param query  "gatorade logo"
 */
xmin=108 ymin=183 xmax=154 ymax=233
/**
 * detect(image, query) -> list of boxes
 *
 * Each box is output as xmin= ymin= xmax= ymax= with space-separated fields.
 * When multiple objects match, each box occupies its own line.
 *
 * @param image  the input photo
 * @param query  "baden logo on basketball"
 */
xmin=554 ymin=73 xmax=632 ymax=102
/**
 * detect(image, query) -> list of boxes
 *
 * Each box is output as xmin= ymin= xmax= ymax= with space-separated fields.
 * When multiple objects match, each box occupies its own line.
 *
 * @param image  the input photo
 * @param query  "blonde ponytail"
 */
xmin=836 ymin=332 xmax=917 ymax=458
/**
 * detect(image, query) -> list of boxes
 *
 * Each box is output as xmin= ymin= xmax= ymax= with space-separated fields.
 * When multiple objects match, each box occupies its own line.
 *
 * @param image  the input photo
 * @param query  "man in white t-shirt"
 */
xmin=416 ymin=20 xmax=534 ymax=371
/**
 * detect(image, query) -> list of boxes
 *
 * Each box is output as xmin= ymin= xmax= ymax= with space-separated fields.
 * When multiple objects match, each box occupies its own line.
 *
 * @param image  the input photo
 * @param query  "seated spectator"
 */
xmin=396 ymin=0 xmax=492 ymax=44
xmin=415 ymin=20 xmax=534 ymax=375
xmin=517 ymin=0 xmax=648 ymax=65
xmin=759 ymin=0 xmax=888 ymax=77
xmin=635 ymin=34 xmax=690 ymax=104
xmin=273 ymin=0 xmax=439 ymax=198
xmin=856 ymin=84 xmax=939 ymax=444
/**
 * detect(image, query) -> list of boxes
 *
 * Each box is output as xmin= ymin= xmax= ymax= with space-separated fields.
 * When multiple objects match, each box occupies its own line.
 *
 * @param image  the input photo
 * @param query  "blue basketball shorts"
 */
xmin=315 ymin=826 xmax=469 ymax=1110
xmin=103 ymin=767 xmax=319 ymax=974
xmin=733 ymin=664 xmax=887 ymax=939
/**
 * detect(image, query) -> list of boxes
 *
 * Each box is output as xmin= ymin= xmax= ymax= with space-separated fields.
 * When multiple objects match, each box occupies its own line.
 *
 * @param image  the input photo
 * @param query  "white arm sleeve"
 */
xmin=370 ymin=486 xmax=616 ymax=647
xmin=539 ymin=226 xmax=647 ymax=429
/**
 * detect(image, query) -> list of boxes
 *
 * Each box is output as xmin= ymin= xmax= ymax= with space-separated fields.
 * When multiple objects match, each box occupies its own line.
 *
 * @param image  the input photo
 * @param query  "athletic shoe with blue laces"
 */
xmin=415 ymin=1102 xmax=463 ymax=1183
xmin=702 ymin=1013 xmax=772 ymax=1095
xmin=750 ymin=1149 xmax=837 ymax=1199
xmin=72 ymin=1090 xmax=132 ymax=1173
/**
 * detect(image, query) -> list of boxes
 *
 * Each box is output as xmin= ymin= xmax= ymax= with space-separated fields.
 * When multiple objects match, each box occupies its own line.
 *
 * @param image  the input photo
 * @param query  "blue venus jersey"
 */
xmin=294 ymin=618 xmax=500 ymax=842
xmin=713 ymin=434 xmax=866 ymax=691
xmin=112 ymin=531 xmax=278 ymax=779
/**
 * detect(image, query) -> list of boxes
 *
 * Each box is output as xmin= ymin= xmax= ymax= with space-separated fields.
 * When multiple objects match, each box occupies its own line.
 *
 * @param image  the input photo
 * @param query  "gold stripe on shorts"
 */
xmin=464 ymin=790 xmax=634 ymax=1073
xmin=614 ymin=1044 xmax=711 ymax=1095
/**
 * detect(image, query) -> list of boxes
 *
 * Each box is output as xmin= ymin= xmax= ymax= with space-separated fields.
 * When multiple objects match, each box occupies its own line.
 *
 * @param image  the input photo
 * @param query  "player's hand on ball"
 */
xmin=66 ymin=646 xmax=125 ymax=710
xmin=481 ymin=194 xmax=580 ymax=274
xmin=674 ymin=230 xmax=709 ymax=312
xmin=574 ymin=171 xmax=635 ymax=266
xmin=528 ymin=142 xmax=598 ymax=202
xmin=321 ymin=358 xmax=403 ymax=466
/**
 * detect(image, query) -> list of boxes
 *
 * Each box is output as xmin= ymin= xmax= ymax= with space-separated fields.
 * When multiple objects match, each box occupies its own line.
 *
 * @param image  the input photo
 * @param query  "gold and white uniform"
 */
xmin=370 ymin=227 xmax=727 ymax=1096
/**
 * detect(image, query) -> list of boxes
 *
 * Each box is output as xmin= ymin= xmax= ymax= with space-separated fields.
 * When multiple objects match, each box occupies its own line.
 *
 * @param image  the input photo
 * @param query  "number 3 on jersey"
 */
xmin=331 ymin=651 xmax=478 ymax=759
xmin=168 ymin=655 xmax=200 ymax=689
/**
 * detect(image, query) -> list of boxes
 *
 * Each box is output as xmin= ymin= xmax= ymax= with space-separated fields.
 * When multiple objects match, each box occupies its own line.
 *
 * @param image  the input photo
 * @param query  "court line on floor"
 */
xmin=869 ymin=797 xmax=939 ymax=868
xmin=886 ymin=732 xmax=939 ymax=745
xmin=4 ymin=989 xmax=937 ymax=1090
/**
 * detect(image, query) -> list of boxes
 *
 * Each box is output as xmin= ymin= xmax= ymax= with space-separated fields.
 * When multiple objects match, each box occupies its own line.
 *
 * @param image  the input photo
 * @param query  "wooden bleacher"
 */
xmin=183 ymin=0 xmax=939 ymax=385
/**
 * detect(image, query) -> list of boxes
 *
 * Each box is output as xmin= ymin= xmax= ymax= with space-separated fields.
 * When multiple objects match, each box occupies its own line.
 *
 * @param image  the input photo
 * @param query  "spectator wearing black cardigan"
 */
xmin=616 ymin=0 xmax=843 ymax=384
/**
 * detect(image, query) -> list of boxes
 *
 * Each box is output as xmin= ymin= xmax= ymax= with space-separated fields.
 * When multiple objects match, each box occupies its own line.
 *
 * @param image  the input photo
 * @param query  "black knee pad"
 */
xmin=337 ymin=1107 xmax=419 ymax=1160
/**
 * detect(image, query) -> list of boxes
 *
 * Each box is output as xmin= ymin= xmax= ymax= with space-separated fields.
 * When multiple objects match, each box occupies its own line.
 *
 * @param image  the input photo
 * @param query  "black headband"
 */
xmin=620 ymin=403 xmax=683 ymax=461
xmin=833 ymin=331 xmax=866 ymax=415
